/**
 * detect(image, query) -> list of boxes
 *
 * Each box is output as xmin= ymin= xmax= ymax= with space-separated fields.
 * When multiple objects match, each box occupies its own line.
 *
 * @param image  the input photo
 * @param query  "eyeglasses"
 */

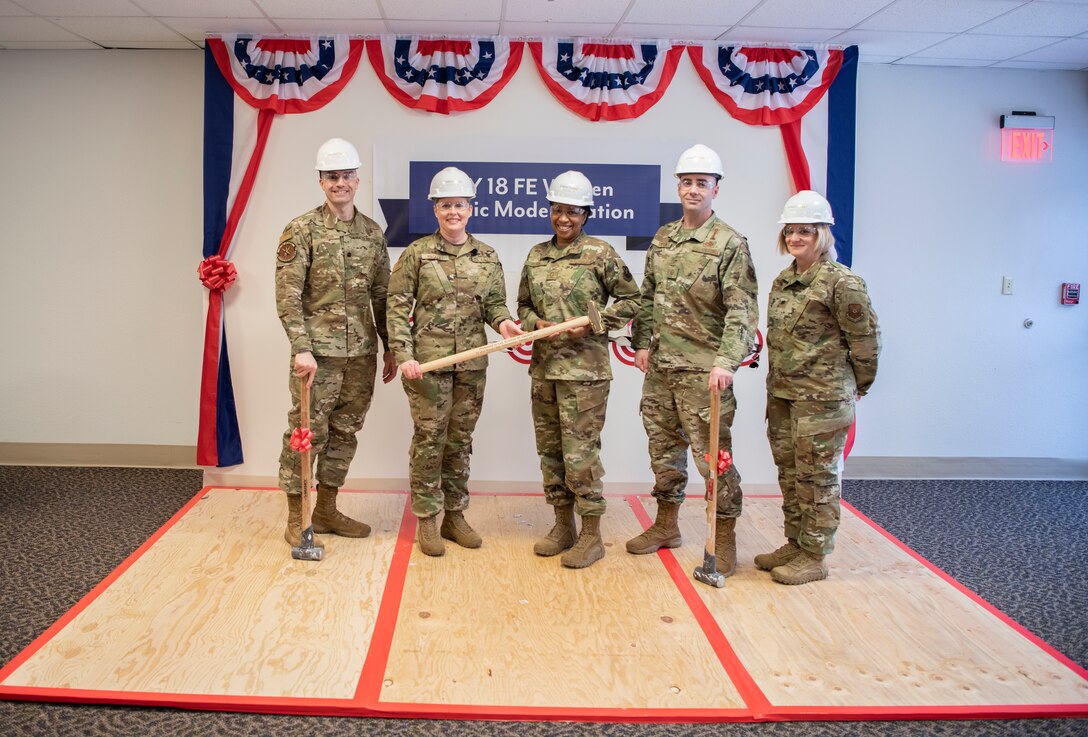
xmin=435 ymin=201 xmax=472 ymax=212
xmin=550 ymin=205 xmax=586 ymax=217
xmin=320 ymin=171 xmax=358 ymax=182
xmin=783 ymin=225 xmax=820 ymax=237
xmin=678 ymin=177 xmax=717 ymax=191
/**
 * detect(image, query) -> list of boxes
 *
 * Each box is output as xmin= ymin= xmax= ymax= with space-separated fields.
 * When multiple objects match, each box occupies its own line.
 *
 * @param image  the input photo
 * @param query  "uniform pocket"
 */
xmin=790 ymin=299 xmax=832 ymax=344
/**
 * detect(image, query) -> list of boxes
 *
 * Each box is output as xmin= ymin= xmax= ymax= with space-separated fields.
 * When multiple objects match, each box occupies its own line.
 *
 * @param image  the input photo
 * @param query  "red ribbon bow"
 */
xmin=705 ymin=449 xmax=732 ymax=474
xmin=289 ymin=427 xmax=314 ymax=452
xmin=197 ymin=255 xmax=238 ymax=291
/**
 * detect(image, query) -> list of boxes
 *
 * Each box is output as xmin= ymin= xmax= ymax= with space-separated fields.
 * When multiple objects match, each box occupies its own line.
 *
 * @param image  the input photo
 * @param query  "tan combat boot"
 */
xmin=440 ymin=510 xmax=482 ymax=548
xmin=715 ymin=517 xmax=738 ymax=577
xmin=283 ymin=494 xmax=325 ymax=554
xmin=417 ymin=515 xmax=445 ymax=556
xmin=625 ymin=500 xmax=681 ymax=554
xmin=561 ymin=515 xmax=604 ymax=569
xmin=770 ymin=549 xmax=828 ymax=585
xmin=754 ymin=539 xmax=802 ymax=571
xmin=533 ymin=503 xmax=576 ymax=557
xmin=312 ymin=485 xmax=371 ymax=538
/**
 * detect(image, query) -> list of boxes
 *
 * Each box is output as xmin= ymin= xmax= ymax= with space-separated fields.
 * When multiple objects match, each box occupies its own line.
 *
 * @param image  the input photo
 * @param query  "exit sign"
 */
xmin=1000 ymin=127 xmax=1053 ymax=162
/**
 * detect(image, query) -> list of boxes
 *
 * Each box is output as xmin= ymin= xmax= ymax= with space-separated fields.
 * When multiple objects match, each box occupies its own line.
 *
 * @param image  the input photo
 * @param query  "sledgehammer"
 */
xmin=693 ymin=387 xmax=729 ymax=588
xmin=292 ymin=380 xmax=324 ymax=562
xmin=417 ymin=301 xmax=604 ymax=374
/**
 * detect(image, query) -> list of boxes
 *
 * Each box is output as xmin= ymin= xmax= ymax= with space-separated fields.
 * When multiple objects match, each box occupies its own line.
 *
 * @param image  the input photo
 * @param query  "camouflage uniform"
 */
xmin=387 ymin=232 xmax=514 ymax=518
xmin=631 ymin=214 xmax=759 ymax=517
xmin=766 ymin=255 xmax=880 ymax=554
xmin=275 ymin=203 xmax=390 ymax=496
xmin=516 ymin=233 xmax=641 ymax=517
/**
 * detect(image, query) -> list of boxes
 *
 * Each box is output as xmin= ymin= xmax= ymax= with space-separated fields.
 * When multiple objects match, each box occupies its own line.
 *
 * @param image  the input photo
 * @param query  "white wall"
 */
xmin=1 ymin=49 xmax=1085 ymax=487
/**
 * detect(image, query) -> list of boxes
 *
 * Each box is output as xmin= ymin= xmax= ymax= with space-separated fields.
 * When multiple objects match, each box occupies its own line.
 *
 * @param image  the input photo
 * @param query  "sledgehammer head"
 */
xmin=693 ymin=551 xmax=725 ymax=588
xmin=587 ymin=301 xmax=604 ymax=335
xmin=291 ymin=526 xmax=325 ymax=562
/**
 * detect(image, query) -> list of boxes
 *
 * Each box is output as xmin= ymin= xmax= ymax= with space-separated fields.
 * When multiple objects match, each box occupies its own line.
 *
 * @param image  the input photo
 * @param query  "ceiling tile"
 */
xmin=50 ymin=15 xmax=188 ymax=42
xmin=1010 ymin=36 xmax=1088 ymax=62
xmin=381 ymin=0 xmax=503 ymax=22
xmin=719 ymin=26 xmax=842 ymax=44
xmin=498 ymin=21 xmax=617 ymax=38
xmin=893 ymin=56 xmax=995 ymax=66
xmin=857 ymin=0 xmax=1025 ymax=33
xmin=101 ymin=39 xmax=196 ymax=48
xmin=0 ymin=0 xmax=33 ymax=15
xmin=0 ymin=15 xmax=83 ymax=41
xmin=13 ymin=0 xmax=141 ymax=15
xmin=913 ymin=32 xmax=1058 ymax=59
xmin=133 ymin=0 xmax=263 ymax=18
xmin=270 ymin=18 xmax=388 ymax=35
xmin=829 ymin=29 xmax=954 ymax=56
xmin=992 ymin=59 xmax=1086 ymax=69
xmin=613 ymin=23 xmax=730 ymax=40
xmin=0 ymin=39 xmax=99 ymax=48
xmin=739 ymin=0 xmax=897 ymax=30
xmin=971 ymin=1 xmax=1088 ymax=36
xmin=252 ymin=0 xmax=381 ymax=20
xmin=858 ymin=54 xmax=903 ymax=63
xmin=163 ymin=17 xmax=279 ymax=42
xmin=504 ymin=0 xmax=630 ymax=24
xmin=385 ymin=19 xmax=501 ymax=35
xmin=625 ymin=0 xmax=760 ymax=26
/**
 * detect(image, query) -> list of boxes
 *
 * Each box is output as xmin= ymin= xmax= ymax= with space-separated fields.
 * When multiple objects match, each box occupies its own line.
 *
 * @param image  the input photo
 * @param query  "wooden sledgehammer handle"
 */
xmin=418 ymin=302 xmax=603 ymax=375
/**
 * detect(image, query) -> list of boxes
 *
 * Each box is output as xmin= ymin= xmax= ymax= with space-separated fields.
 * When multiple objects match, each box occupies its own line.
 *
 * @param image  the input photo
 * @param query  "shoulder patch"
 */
xmin=623 ymin=265 xmax=633 ymax=282
xmin=847 ymin=304 xmax=864 ymax=322
xmin=277 ymin=242 xmax=297 ymax=262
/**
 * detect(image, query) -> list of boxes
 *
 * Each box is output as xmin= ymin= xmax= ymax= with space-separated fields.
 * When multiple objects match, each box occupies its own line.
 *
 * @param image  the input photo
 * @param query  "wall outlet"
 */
xmin=1002 ymin=276 xmax=1013 ymax=295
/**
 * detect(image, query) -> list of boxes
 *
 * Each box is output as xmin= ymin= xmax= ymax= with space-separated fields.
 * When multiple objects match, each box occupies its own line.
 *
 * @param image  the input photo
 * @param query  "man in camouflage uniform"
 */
xmin=275 ymin=138 xmax=397 ymax=553
xmin=628 ymin=144 xmax=759 ymax=578
xmin=387 ymin=166 xmax=524 ymax=557
xmin=756 ymin=190 xmax=880 ymax=585
xmin=516 ymin=171 xmax=641 ymax=569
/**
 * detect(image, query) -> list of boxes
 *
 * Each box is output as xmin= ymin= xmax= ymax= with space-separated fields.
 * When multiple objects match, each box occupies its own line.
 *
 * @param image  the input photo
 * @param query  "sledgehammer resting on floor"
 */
xmin=693 ymin=387 xmax=730 ymax=588
xmin=292 ymin=380 xmax=324 ymax=562
xmin=417 ymin=301 xmax=604 ymax=374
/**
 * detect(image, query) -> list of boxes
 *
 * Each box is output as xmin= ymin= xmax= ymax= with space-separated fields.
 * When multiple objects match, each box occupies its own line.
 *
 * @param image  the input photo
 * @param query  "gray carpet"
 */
xmin=1 ymin=467 xmax=1085 ymax=736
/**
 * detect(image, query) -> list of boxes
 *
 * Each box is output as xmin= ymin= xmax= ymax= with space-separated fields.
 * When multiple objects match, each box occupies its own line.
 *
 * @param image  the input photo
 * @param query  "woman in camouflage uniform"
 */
xmin=387 ymin=167 xmax=524 ymax=557
xmin=516 ymin=171 xmax=640 ymax=569
xmin=758 ymin=191 xmax=881 ymax=585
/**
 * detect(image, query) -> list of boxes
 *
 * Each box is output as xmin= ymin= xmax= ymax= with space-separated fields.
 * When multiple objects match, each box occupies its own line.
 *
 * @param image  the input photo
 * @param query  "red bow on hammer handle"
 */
xmin=705 ymin=449 xmax=733 ymax=475
xmin=289 ymin=427 xmax=313 ymax=453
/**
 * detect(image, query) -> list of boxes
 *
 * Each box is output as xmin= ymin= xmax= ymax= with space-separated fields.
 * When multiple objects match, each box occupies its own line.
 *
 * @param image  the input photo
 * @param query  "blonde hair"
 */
xmin=777 ymin=223 xmax=837 ymax=261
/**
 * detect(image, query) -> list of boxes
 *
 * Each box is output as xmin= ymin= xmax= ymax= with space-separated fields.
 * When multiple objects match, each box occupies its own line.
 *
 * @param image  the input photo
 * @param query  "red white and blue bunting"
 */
xmin=366 ymin=37 xmax=523 ymax=114
xmin=529 ymin=40 xmax=683 ymax=121
xmin=208 ymin=35 xmax=363 ymax=114
xmin=688 ymin=46 xmax=843 ymax=126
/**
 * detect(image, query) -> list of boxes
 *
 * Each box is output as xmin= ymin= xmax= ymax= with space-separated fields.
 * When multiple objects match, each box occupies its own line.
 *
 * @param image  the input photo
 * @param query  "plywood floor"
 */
xmin=1 ymin=486 xmax=1086 ymax=722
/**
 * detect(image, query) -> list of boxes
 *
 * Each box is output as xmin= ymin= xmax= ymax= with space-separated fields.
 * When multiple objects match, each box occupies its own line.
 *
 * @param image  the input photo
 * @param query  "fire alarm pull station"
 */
xmin=1060 ymin=283 xmax=1080 ymax=305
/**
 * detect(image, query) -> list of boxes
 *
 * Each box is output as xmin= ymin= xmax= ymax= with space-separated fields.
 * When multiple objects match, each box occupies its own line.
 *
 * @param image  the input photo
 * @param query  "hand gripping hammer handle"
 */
xmin=417 ymin=302 xmax=604 ymax=375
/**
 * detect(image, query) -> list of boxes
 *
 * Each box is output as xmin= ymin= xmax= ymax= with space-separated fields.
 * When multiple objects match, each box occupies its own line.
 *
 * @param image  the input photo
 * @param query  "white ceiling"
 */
xmin=1 ymin=0 xmax=1087 ymax=70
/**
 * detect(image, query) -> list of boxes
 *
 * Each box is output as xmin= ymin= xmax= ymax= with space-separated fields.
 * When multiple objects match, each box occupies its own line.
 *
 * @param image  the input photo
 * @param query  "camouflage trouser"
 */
xmin=530 ymin=378 xmax=609 ymax=518
xmin=403 ymin=369 xmax=486 ymax=519
xmin=278 ymin=354 xmax=377 ymax=496
xmin=640 ymin=367 xmax=743 ymax=517
xmin=766 ymin=394 xmax=853 ymax=555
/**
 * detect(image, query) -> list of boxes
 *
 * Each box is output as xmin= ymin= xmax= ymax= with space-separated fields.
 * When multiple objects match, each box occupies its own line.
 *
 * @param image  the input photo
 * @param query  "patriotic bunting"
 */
xmin=687 ymin=46 xmax=843 ymax=127
xmin=529 ymin=40 xmax=683 ymax=121
xmin=366 ymin=37 xmax=524 ymax=114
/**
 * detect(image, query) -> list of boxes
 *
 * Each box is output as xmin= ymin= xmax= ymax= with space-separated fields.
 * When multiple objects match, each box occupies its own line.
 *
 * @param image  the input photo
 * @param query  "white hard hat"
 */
xmin=546 ymin=170 xmax=594 ymax=207
xmin=778 ymin=190 xmax=835 ymax=225
xmin=674 ymin=144 xmax=723 ymax=179
xmin=315 ymin=138 xmax=361 ymax=171
xmin=429 ymin=167 xmax=476 ymax=200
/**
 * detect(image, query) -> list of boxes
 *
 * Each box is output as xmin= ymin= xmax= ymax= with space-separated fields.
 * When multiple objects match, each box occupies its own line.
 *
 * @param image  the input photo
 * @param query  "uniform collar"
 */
xmin=321 ymin=202 xmax=362 ymax=233
xmin=542 ymin=232 xmax=589 ymax=259
xmin=433 ymin=231 xmax=478 ymax=255
xmin=668 ymin=212 xmax=719 ymax=245
xmin=783 ymin=255 xmax=830 ymax=286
